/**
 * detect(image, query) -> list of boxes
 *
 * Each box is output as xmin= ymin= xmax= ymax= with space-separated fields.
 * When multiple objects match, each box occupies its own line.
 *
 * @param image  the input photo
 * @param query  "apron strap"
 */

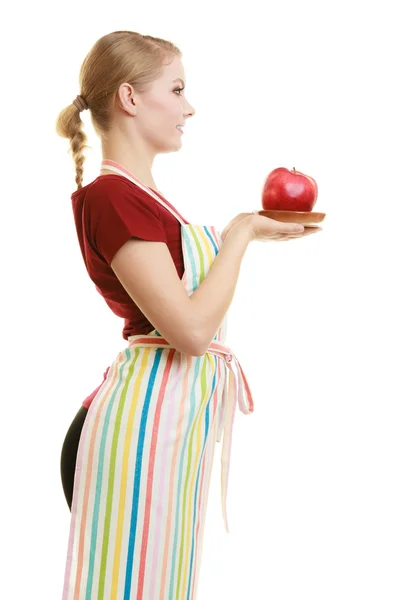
xmin=100 ymin=160 xmax=187 ymax=226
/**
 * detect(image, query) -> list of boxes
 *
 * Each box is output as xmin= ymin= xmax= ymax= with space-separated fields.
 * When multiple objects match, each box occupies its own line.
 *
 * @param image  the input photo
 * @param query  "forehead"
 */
xmin=162 ymin=56 xmax=186 ymax=84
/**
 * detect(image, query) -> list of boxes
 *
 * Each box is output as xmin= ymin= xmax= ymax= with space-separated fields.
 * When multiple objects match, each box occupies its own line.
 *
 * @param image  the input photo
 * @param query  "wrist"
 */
xmin=236 ymin=215 xmax=254 ymax=242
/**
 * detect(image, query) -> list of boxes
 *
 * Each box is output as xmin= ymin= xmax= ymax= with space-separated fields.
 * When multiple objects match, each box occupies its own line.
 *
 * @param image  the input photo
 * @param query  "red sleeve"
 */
xmin=87 ymin=179 xmax=168 ymax=264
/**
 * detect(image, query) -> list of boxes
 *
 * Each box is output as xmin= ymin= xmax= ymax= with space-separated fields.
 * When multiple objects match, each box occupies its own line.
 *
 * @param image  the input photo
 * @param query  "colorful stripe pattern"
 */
xmin=62 ymin=162 xmax=254 ymax=599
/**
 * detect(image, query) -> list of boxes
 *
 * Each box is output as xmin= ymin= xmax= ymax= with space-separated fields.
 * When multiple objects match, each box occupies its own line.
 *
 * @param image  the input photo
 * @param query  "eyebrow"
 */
xmin=173 ymin=78 xmax=186 ymax=86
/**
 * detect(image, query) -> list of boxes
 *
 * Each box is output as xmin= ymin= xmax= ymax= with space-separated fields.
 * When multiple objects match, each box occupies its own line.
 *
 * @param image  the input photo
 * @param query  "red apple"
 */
xmin=262 ymin=167 xmax=318 ymax=212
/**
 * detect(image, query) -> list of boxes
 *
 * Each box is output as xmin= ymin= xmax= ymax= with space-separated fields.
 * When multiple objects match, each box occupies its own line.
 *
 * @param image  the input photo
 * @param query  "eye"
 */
xmin=174 ymin=87 xmax=185 ymax=96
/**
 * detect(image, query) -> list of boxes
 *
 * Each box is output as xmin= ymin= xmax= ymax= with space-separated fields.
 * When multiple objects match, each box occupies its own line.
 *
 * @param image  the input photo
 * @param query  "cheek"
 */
xmin=145 ymin=95 xmax=182 ymax=133
xmin=163 ymin=93 xmax=183 ymax=113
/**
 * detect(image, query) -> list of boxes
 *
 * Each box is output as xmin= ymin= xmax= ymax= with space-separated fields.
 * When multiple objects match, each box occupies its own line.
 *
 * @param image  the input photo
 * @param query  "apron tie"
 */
xmin=124 ymin=335 xmax=255 ymax=533
xmin=206 ymin=341 xmax=254 ymax=532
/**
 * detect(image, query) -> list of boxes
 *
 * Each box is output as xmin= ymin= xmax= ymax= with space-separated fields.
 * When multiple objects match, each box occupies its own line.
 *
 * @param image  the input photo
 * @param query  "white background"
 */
xmin=2 ymin=0 xmax=400 ymax=598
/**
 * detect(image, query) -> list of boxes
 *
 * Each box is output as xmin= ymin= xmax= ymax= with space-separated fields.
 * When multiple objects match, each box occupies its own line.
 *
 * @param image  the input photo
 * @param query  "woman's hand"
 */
xmin=247 ymin=212 xmax=322 ymax=242
xmin=221 ymin=212 xmax=321 ymax=243
xmin=220 ymin=212 xmax=254 ymax=243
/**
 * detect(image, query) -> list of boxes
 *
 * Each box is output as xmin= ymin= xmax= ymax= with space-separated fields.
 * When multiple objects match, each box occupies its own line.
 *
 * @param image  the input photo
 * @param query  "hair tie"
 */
xmin=73 ymin=95 xmax=89 ymax=112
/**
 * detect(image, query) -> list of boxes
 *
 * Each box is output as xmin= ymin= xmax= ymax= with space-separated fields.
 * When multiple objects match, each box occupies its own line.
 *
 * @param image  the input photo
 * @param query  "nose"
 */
xmin=184 ymin=99 xmax=196 ymax=119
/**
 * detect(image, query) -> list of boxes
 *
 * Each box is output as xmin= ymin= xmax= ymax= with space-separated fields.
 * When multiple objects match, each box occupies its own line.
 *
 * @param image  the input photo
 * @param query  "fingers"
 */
xmin=290 ymin=228 xmax=320 ymax=238
xmin=254 ymin=215 xmax=302 ymax=233
xmin=299 ymin=227 xmax=322 ymax=236
xmin=276 ymin=221 xmax=305 ymax=233
xmin=272 ymin=227 xmax=322 ymax=241
xmin=282 ymin=228 xmax=322 ymax=240
xmin=252 ymin=213 xmax=322 ymax=242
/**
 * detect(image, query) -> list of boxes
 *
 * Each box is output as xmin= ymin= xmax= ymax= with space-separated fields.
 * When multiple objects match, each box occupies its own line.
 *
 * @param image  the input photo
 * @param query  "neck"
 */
xmin=101 ymin=136 xmax=159 ymax=191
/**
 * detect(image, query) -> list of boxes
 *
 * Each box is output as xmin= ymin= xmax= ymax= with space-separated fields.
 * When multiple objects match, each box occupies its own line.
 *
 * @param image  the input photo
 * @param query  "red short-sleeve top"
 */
xmin=71 ymin=174 xmax=190 ymax=342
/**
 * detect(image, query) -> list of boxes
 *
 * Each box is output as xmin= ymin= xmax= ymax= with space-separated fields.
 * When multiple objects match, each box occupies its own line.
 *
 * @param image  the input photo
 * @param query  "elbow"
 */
xmin=187 ymin=340 xmax=206 ymax=357
xmin=188 ymin=323 xmax=221 ymax=356
xmin=185 ymin=331 xmax=208 ymax=357
xmin=176 ymin=320 xmax=213 ymax=356
xmin=160 ymin=329 xmax=205 ymax=357
xmin=189 ymin=331 xmax=211 ymax=357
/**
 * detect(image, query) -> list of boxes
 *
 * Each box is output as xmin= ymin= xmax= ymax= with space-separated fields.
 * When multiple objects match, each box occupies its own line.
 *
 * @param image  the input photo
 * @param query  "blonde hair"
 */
xmin=55 ymin=30 xmax=182 ymax=190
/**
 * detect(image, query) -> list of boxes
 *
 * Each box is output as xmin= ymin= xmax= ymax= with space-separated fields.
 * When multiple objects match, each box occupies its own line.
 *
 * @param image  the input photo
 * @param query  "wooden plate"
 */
xmin=255 ymin=209 xmax=326 ymax=228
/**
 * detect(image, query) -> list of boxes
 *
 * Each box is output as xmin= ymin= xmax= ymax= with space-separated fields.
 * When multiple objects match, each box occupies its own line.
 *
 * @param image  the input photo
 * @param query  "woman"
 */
xmin=56 ymin=30 xmax=318 ymax=600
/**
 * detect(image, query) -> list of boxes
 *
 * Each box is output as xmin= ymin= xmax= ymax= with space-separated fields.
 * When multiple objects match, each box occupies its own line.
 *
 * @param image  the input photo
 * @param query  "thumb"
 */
xmin=273 ymin=220 xmax=304 ymax=233
xmin=253 ymin=211 xmax=304 ymax=233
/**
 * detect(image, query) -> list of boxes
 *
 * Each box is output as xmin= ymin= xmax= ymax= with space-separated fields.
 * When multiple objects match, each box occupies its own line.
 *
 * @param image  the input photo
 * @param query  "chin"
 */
xmin=157 ymin=137 xmax=182 ymax=153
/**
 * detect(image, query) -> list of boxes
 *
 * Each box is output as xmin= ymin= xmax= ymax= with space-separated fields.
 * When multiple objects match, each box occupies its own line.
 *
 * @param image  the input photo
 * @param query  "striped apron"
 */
xmin=62 ymin=162 xmax=255 ymax=600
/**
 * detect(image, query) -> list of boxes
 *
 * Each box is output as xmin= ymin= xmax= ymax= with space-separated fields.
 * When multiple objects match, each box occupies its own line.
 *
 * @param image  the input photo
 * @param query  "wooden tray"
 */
xmin=255 ymin=209 xmax=326 ymax=228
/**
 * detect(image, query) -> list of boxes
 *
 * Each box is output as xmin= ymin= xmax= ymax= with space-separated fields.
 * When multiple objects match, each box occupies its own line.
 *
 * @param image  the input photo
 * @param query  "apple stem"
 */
xmin=293 ymin=167 xmax=296 ymax=173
